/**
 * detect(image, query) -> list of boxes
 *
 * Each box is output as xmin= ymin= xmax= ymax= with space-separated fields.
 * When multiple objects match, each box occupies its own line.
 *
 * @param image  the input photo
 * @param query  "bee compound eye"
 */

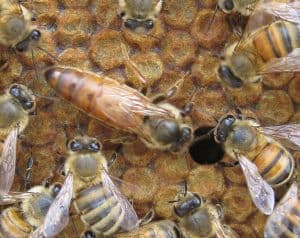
xmin=31 ymin=30 xmax=41 ymax=40
xmin=144 ymin=19 xmax=154 ymax=29
xmin=88 ymin=141 xmax=101 ymax=152
xmin=224 ymin=0 xmax=234 ymax=11
xmin=52 ymin=183 xmax=62 ymax=196
xmin=9 ymin=84 xmax=20 ymax=97
xmin=70 ymin=140 xmax=83 ymax=151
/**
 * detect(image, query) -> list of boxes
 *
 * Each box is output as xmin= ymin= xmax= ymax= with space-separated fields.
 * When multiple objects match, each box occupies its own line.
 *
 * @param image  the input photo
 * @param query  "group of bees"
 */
xmin=0 ymin=0 xmax=299 ymax=237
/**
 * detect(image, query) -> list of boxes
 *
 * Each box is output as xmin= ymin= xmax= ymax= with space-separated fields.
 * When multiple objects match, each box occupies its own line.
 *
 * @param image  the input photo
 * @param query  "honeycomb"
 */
xmin=0 ymin=0 xmax=299 ymax=237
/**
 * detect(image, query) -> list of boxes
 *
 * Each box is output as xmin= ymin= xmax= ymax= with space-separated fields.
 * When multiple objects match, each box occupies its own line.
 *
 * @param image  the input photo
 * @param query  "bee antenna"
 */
xmin=32 ymin=93 xmax=59 ymax=101
xmin=76 ymin=120 xmax=85 ymax=136
xmin=139 ymin=208 xmax=155 ymax=226
xmin=206 ymin=5 xmax=219 ymax=34
xmin=31 ymin=49 xmax=40 ymax=83
xmin=36 ymin=46 xmax=60 ymax=63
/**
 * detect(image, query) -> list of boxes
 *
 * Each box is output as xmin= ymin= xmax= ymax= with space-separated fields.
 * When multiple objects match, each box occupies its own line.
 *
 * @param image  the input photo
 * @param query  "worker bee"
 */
xmin=0 ymin=83 xmax=36 ymax=203
xmin=44 ymin=67 xmax=193 ymax=153
xmin=0 ymin=0 xmax=41 ymax=52
xmin=0 ymin=173 xmax=73 ymax=238
xmin=190 ymin=111 xmax=299 ymax=215
xmin=118 ymin=0 xmax=163 ymax=33
xmin=63 ymin=135 xmax=139 ymax=237
xmin=217 ymin=0 xmax=258 ymax=16
xmin=172 ymin=189 xmax=239 ymax=238
xmin=218 ymin=0 xmax=300 ymax=88
xmin=264 ymin=182 xmax=299 ymax=238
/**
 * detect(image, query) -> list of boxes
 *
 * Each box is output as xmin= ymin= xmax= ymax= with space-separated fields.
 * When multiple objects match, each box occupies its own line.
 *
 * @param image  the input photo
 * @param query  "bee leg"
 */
xmin=181 ymin=102 xmax=194 ymax=117
xmin=218 ymin=161 xmax=239 ymax=167
xmin=138 ymin=208 xmax=155 ymax=226
xmin=151 ymin=73 xmax=190 ymax=104
xmin=0 ymin=60 xmax=8 ymax=72
xmin=107 ymin=144 xmax=124 ymax=169
xmin=24 ymin=156 xmax=34 ymax=190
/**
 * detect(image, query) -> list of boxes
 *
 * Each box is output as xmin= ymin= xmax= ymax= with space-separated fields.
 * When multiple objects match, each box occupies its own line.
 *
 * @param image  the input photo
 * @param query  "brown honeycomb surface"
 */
xmin=0 ymin=0 xmax=299 ymax=237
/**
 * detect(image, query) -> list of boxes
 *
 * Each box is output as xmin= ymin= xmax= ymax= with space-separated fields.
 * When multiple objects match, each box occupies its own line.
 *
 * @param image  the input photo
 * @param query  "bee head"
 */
xmin=9 ymin=84 xmax=36 ymax=114
xmin=67 ymin=136 xmax=102 ymax=153
xmin=15 ymin=29 xmax=41 ymax=52
xmin=148 ymin=118 xmax=192 ymax=152
xmin=173 ymin=192 xmax=203 ymax=217
xmin=214 ymin=114 xmax=236 ymax=143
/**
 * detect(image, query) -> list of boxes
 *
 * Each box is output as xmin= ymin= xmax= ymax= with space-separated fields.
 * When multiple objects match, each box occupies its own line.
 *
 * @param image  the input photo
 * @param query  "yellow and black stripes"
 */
xmin=75 ymin=183 xmax=125 ymax=236
xmin=253 ymin=143 xmax=294 ymax=187
xmin=253 ymin=21 xmax=300 ymax=61
xmin=265 ymin=200 xmax=300 ymax=238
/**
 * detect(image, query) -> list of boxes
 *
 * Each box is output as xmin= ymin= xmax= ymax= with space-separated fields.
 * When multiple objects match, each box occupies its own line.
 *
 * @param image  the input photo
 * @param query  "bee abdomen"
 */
xmin=254 ymin=143 xmax=294 ymax=187
xmin=0 ymin=207 xmax=32 ymax=238
xmin=115 ymin=220 xmax=183 ymax=238
xmin=253 ymin=21 xmax=300 ymax=61
xmin=76 ymin=183 xmax=125 ymax=236
xmin=265 ymin=201 xmax=300 ymax=238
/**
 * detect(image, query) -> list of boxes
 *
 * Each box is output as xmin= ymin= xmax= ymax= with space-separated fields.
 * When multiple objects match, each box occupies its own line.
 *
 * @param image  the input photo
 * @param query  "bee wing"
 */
xmin=258 ymin=124 xmax=300 ymax=150
xmin=258 ymin=49 xmax=300 ymax=74
xmin=237 ymin=154 xmax=275 ymax=215
xmin=264 ymin=182 xmax=299 ymax=238
xmin=30 ymin=173 xmax=73 ymax=238
xmin=0 ymin=127 xmax=18 ymax=196
xmin=0 ymin=191 xmax=34 ymax=205
xmin=260 ymin=1 xmax=300 ymax=24
xmin=101 ymin=170 xmax=139 ymax=231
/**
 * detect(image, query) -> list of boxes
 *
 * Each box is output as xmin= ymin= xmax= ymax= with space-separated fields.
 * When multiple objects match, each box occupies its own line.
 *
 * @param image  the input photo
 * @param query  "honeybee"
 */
xmin=190 ymin=112 xmax=299 ymax=215
xmin=218 ymin=0 xmax=258 ymax=16
xmin=118 ymin=0 xmax=163 ymax=33
xmin=0 ymin=173 xmax=73 ymax=238
xmin=114 ymin=220 xmax=183 ymax=238
xmin=218 ymin=0 xmax=300 ymax=88
xmin=264 ymin=182 xmax=299 ymax=238
xmin=63 ymin=135 xmax=139 ymax=237
xmin=0 ymin=83 xmax=36 ymax=204
xmin=0 ymin=0 xmax=41 ymax=52
xmin=172 ymin=190 xmax=239 ymax=238
xmin=44 ymin=67 xmax=193 ymax=153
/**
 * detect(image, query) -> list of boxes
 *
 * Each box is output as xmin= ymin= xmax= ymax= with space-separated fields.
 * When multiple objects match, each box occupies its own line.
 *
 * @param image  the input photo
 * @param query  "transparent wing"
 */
xmin=213 ymin=220 xmax=235 ymax=238
xmin=0 ymin=191 xmax=34 ymax=205
xmin=101 ymin=170 xmax=139 ymax=231
xmin=264 ymin=182 xmax=299 ymax=238
xmin=31 ymin=173 xmax=73 ymax=238
xmin=260 ymin=1 xmax=300 ymax=23
xmin=258 ymin=124 xmax=300 ymax=150
xmin=237 ymin=154 xmax=275 ymax=215
xmin=259 ymin=49 xmax=300 ymax=74
xmin=0 ymin=127 xmax=18 ymax=196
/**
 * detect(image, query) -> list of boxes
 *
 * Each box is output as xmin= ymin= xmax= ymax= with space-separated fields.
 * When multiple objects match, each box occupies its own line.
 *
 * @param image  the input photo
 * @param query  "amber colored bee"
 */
xmin=0 ymin=174 xmax=73 ymax=238
xmin=64 ymin=135 xmax=139 ymax=237
xmin=0 ymin=0 xmax=41 ymax=52
xmin=172 ymin=191 xmax=239 ymax=238
xmin=191 ymin=111 xmax=299 ymax=215
xmin=44 ymin=67 xmax=193 ymax=153
xmin=118 ymin=0 xmax=163 ymax=33
xmin=264 ymin=182 xmax=300 ymax=238
xmin=218 ymin=0 xmax=300 ymax=88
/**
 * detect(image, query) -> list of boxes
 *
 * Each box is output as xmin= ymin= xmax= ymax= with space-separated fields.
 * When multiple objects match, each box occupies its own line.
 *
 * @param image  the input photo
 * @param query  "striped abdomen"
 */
xmin=264 ymin=199 xmax=300 ymax=237
xmin=115 ymin=220 xmax=183 ymax=238
xmin=253 ymin=21 xmax=300 ymax=61
xmin=0 ymin=207 xmax=32 ymax=238
xmin=253 ymin=143 xmax=294 ymax=187
xmin=74 ymin=183 xmax=125 ymax=236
